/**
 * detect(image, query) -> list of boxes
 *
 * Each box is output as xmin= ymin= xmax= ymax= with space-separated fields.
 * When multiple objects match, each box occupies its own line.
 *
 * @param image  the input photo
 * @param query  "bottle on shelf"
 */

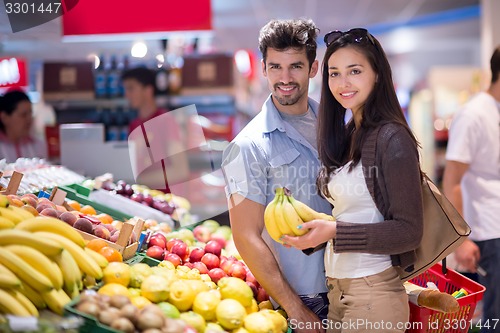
xmin=106 ymin=55 xmax=121 ymax=99
xmin=94 ymin=54 xmax=107 ymax=99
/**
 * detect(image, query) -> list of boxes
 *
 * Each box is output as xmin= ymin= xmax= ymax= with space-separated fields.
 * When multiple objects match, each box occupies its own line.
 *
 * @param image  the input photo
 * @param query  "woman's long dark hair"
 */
xmin=316 ymin=30 xmax=419 ymax=198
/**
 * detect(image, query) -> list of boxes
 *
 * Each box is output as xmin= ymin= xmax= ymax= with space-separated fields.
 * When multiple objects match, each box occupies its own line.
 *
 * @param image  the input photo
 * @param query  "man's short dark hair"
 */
xmin=491 ymin=45 xmax=500 ymax=84
xmin=258 ymin=18 xmax=319 ymax=69
xmin=121 ymin=67 xmax=156 ymax=88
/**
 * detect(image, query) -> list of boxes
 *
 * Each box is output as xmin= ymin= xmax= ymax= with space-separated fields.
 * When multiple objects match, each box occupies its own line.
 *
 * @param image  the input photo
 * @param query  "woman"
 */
xmin=283 ymin=28 xmax=423 ymax=332
xmin=0 ymin=90 xmax=46 ymax=162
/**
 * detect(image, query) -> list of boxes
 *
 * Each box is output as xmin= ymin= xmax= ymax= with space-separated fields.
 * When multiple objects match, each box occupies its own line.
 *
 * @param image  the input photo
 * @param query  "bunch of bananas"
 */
xmin=0 ymin=213 xmax=106 ymax=317
xmin=264 ymin=187 xmax=334 ymax=244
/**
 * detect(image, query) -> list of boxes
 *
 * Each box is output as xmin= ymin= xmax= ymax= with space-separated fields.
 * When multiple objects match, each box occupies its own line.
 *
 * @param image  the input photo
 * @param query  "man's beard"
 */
xmin=273 ymin=84 xmax=302 ymax=106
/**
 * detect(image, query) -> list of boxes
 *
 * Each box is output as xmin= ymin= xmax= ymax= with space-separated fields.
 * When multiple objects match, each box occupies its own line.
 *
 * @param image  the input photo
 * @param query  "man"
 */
xmin=222 ymin=19 xmax=331 ymax=333
xmin=443 ymin=45 xmax=500 ymax=333
xmin=122 ymin=67 xmax=188 ymax=193
xmin=121 ymin=67 xmax=164 ymax=134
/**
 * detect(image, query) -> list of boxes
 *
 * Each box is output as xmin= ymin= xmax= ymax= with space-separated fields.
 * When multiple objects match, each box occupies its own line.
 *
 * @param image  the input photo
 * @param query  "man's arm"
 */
xmin=228 ymin=194 xmax=324 ymax=333
xmin=442 ymin=160 xmax=479 ymax=272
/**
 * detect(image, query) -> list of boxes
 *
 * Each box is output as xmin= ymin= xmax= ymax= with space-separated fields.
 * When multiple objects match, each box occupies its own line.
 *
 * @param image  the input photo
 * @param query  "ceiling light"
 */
xmin=131 ymin=42 xmax=148 ymax=58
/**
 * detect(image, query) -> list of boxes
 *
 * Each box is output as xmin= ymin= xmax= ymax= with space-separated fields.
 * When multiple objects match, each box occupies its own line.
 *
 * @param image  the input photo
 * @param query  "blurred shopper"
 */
xmin=121 ymin=67 xmax=166 ymax=134
xmin=0 ymin=89 xmax=46 ymax=162
xmin=122 ymin=67 xmax=188 ymax=193
xmin=222 ymin=19 xmax=330 ymax=333
xmin=284 ymin=28 xmax=423 ymax=332
xmin=443 ymin=45 xmax=500 ymax=333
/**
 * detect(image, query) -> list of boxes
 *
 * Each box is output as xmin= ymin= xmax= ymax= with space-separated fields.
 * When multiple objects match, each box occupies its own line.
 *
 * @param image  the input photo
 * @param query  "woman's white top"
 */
xmin=325 ymin=161 xmax=392 ymax=279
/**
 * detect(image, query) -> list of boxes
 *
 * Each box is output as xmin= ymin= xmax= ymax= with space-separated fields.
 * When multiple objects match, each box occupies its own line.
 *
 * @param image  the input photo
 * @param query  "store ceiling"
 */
xmin=0 ymin=0 xmax=480 ymax=62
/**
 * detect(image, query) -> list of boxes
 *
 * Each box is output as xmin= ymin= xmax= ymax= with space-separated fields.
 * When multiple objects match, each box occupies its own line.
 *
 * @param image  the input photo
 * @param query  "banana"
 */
xmin=0 ymin=194 xmax=9 ymax=208
xmin=0 ymin=206 xmax=23 ymax=224
xmin=8 ymin=205 xmax=35 ymax=220
xmin=16 ymin=216 xmax=86 ymax=247
xmin=0 ymin=216 xmax=15 ymax=229
xmin=52 ymin=249 xmax=81 ymax=296
xmin=4 ymin=245 xmax=64 ymax=290
xmin=282 ymin=195 xmax=308 ymax=236
xmin=0 ymin=229 xmax=63 ymax=256
xmin=286 ymin=189 xmax=335 ymax=222
xmin=274 ymin=190 xmax=295 ymax=237
xmin=19 ymin=282 xmax=47 ymax=309
xmin=0 ymin=288 xmax=32 ymax=316
xmin=41 ymin=288 xmax=71 ymax=315
xmin=264 ymin=189 xmax=282 ymax=243
xmin=0 ymin=263 xmax=22 ymax=289
xmin=84 ymin=247 xmax=109 ymax=269
xmin=0 ymin=247 xmax=53 ymax=292
xmin=6 ymin=289 xmax=39 ymax=317
xmin=35 ymin=232 xmax=103 ymax=280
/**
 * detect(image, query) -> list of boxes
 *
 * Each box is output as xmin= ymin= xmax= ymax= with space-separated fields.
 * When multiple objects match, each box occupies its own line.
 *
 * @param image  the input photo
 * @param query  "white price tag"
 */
xmin=7 ymin=315 xmax=38 ymax=331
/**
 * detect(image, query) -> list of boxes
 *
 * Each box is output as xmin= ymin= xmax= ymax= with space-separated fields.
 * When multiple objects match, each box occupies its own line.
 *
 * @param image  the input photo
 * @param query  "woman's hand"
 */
xmin=281 ymin=220 xmax=337 ymax=250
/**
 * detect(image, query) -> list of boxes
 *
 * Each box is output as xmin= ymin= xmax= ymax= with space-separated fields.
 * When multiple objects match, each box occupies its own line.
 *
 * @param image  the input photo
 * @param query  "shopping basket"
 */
xmin=406 ymin=262 xmax=485 ymax=333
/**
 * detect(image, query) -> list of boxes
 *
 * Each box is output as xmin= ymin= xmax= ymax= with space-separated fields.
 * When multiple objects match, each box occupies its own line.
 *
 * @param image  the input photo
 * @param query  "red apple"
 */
xmin=149 ymin=233 xmax=167 ymax=249
xmin=256 ymin=287 xmax=270 ymax=302
xmin=193 ymin=262 xmax=209 ymax=274
xmin=208 ymin=268 xmax=227 ymax=284
xmin=164 ymin=253 xmax=182 ymax=267
xmin=146 ymin=245 xmax=165 ymax=260
xmin=167 ymin=238 xmax=183 ymax=252
xmin=188 ymin=247 xmax=205 ymax=263
xmin=219 ymin=256 xmax=237 ymax=274
xmin=193 ymin=225 xmax=211 ymax=243
xmin=246 ymin=281 xmax=258 ymax=298
xmin=204 ymin=240 xmax=222 ymax=257
xmin=171 ymin=242 xmax=189 ymax=261
xmin=201 ymin=253 xmax=220 ymax=270
xmin=246 ymin=271 xmax=259 ymax=288
xmin=210 ymin=234 xmax=226 ymax=249
xmin=229 ymin=262 xmax=247 ymax=280
xmin=183 ymin=262 xmax=194 ymax=269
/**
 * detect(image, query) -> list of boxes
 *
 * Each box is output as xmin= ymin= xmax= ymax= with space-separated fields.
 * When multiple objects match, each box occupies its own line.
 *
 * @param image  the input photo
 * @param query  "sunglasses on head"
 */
xmin=324 ymin=28 xmax=375 ymax=47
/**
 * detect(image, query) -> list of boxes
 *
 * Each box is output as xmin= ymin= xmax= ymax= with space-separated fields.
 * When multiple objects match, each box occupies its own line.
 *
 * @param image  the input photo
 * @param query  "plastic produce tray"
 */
xmin=59 ymin=184 xmax=132 ymax=221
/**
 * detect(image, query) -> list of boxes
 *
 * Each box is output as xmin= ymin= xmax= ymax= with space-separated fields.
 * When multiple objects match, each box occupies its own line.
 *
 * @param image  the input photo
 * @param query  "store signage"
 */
xmin=62 ymin=0 xmax=211 ymax=39
xmin=0 ymin=57 xmax=27 ymax=88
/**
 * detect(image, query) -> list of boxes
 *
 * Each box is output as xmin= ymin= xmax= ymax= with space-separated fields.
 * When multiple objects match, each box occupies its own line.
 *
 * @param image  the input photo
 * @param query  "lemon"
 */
xmin=200 ymin=274 xmax=211 ymax=282
xmin=169 ymin=280 xmax=195 ymax=311
xmin=180 ymin=311 xmax=206 ymax=333
xmin=260 ymin=309 xmax=288 ymax=333
xmin=186 ymin=268 xmax=201 ymax=280
xmin=151 ymin=266 xmax=177 ymax=283
xmin=206 ymin=322 xmax=225 ymax=332
xmin=185 ymin=279 xmax=209 ymax=295
xmin=128 ymin=288 xmax=141 ymax=297
xmin=159 ymin=260 xmax=176 ymax=270
xmin=98 ymin=283 xmax=131 ymax=298
xmin=102 ymin=262 xmax=131 ymax=286
xmin=129 ymin=263 xmax=153 ymax=288
xmin=233 ymin=328 xmax=250 ymax=333
xmin=192 ymin=290 xmax=221 ymax=321
xmin=205 ymin=281 xmax=218 ymax=290
xmin=218 ymin=277 xmax=254 ymax=307
xmin=245 ymin=298 xmax=259 ymax=314
xmin=177 ymin=265 xmax=191 ymax=273
xmin=141 ymin=275 xmax=170 ymax=303
xmin=158 ymin=301 xmax=181 ymax=318
xmin=243 ymin=312 xmax=275 ymax=333
xmin=130 ymin=295 xmax=152 ymax=309
xmin=215 ymin=299 xmax=246 ymax=330
xmin=176 ymin=270 xmax=188 ymax=279
xmin=258 ymin=300 xmax=274 ymax=310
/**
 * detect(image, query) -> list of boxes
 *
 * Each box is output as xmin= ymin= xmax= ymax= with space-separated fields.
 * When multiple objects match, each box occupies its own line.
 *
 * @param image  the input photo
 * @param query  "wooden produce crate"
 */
xmin=76 ymin=218 xmax=144 ymax=260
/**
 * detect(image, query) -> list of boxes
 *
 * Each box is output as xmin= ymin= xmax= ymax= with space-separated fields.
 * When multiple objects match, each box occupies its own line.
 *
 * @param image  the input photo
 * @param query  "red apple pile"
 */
xmin=144 ymin=231 xmax=270 ymax=302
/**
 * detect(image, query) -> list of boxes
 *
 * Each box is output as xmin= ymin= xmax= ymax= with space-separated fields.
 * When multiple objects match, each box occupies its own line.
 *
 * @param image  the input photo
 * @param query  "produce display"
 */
xmin=264 ymin=187 xmax=334 ymax=244
xmin=0 ymin=191 xmax=287 ymax=333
